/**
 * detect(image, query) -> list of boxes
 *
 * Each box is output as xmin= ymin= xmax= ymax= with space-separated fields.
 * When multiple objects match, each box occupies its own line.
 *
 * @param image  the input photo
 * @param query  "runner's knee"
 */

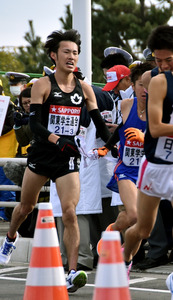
xmin=62 ymin=207 xmax=77 ymax=226
xmin=19 ymin=203 xmax=35 ymax=217
xmin=127 ymin=210 xmax=137 ymax=227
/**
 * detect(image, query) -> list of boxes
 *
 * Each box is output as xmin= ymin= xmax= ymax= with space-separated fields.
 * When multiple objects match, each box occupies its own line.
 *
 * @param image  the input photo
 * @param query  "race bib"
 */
xmin=123 ymin=139 xmax=144 ymax=166
xmin=48 ymin=105 xmax=81 ymax=136
xmin=79 ymin=126 xmax=87 ymax=139
xmin=100 ymin=110 xmax=112 ymax=123
xmin=155 ymin=136 xmax=173 ymax=163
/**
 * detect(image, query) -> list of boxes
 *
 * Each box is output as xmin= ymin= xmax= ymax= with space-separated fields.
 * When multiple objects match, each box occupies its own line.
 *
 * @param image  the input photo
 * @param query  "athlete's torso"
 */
xmin=40 ymin=73 xmax=85 ymax=141
xmin=145 ymin=71 xmax=173 ymax=164
xmin=118 ymin=97 xmax=146 ymax=170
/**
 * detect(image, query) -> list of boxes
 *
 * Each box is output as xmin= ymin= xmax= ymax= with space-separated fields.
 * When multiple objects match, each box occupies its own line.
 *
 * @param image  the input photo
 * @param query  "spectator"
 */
xmin=103 ymin=47 xmax=133 ymax=65
xmin=88 ymin=84 xmax=119 ymax=266
xmin=0 ymin=80 xmax=18 ymax=221
xmin=143 ymin=47 xmax=156 ymax=68
xmin=14 ymin=87 xmax=33 ymax=148
xmin=5 ymin=72 xmax=30 ymax=106
xmin=77 ymin=51 xmax=133 ymax=266
xmin=101 ymin=48 xmax=134 ymax=124
xmin=89 ymin=51 xmax=134 ymax=265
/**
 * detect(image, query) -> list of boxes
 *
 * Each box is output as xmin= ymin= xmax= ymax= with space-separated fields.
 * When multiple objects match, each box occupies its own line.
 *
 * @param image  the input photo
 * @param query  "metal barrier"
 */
xmin=0 ymin=70 xmax=105 ymax=88
xmin=0 ymin=157 xmax=27 ymax=166
xmin=0 ymin=157 xmax=50 ymax=207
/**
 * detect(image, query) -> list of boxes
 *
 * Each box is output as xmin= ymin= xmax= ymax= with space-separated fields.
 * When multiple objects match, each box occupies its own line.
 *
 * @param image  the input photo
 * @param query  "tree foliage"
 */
xmin=59 ymin=5 xmax=72 ymax=30
xmin=0 ymin=1 xmax=172 ymax=85
xmin=60 ymin=0 xmax=173 ymax=82
xmin=16 ymin=20 xmax=51 ymax=74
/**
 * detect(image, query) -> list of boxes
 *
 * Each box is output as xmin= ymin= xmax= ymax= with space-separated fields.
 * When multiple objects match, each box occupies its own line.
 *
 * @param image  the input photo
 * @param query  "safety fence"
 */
xmin=0 ymin=70 xmax=104 ymax=88
xmin=0 ymin=157 xmax=50 ymax=208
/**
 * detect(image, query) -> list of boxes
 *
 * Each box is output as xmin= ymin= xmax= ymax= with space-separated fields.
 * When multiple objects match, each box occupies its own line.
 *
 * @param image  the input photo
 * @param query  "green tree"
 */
xmin=16 ymin=20 xmax=51 ymax=74
xmin=60 ymin=0 xmax=173 ymax=82
xmin=0 ymin=50 xmax=24 ymax=96
xmin=59 ymin=4 xmax=72 ymax=30
xmin=0 ymin=1 xmax=172 ymax=85
xmin=0 ymin=20 xmax=52 ymax=83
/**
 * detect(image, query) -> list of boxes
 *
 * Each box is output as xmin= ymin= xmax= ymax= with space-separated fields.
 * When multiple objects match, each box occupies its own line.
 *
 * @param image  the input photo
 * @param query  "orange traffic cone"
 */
xmin=23 ymin=202 xmax=69 ymax=300
xmin=97 ymin=223 xmax=114 ymax=256
xmin=93 ymin=231 xmax=131 ymax=300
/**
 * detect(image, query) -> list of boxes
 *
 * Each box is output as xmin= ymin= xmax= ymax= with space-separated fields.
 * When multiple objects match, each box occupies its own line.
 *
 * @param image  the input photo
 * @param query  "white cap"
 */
xmin=104 ymin=47 xmax=133 ymax=65
xmin=26 ymin=78 xmax=38 ymax=87
xmin=43 ymin=66 xmax=55 ymax=76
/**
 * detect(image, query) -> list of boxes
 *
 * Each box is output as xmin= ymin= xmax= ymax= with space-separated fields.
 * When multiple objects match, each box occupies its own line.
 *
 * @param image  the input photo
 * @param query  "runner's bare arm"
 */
xmin=142 ymin=70 xmax=152 ymax=91
xmin=81 ymin=81 xmax=98 ymax=111
xmin=31 ymin=77 xmax=50 ymax=104
xmin=148 ymin=74 xmax=173 ymax=138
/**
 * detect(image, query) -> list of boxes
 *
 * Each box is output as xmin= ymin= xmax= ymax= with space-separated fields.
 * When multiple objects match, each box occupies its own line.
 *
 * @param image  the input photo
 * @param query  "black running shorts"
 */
xmin=27 ymin=140 xmax=80 ymax=181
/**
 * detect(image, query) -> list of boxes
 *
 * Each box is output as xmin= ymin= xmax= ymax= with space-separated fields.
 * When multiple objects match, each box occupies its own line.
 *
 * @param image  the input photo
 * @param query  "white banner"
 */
xmin=0 ymin=96 xmax=10 ymax=136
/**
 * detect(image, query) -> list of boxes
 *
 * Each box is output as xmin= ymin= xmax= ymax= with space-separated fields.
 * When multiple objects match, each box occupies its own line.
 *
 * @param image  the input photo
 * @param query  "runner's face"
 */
xmin=55 ymin=41 xmax=79 ymax=72
xmin=134 ymin=76 xmax=147 ymax=104
xmin=154 ymin=49 xmax=173 ymax=72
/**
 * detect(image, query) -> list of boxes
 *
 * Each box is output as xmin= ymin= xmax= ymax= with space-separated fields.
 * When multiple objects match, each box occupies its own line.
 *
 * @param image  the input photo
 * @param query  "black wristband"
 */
xmin=89 ymin=109 xmax=111 ymax=143
xmin=105 ymin=121 xmax=123 ymax=149
xmin=29 ymin=103 xmax=52 ymax=141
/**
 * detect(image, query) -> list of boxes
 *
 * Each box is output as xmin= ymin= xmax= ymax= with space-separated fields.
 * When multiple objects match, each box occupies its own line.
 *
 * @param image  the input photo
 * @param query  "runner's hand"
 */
xmin=111 ymin=146 xmax=118 ymax=158
xmin=56 ymin=137 xmax=79 ymax=156
xmin=124 ymin=127 xmax=144 ymax=143
xmin=94 ymin=146 xmax=109 ymax=157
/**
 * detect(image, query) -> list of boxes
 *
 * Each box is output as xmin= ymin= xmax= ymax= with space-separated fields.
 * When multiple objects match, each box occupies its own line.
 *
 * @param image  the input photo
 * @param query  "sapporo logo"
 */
xmin=71 ymin=93 xmax=82 ymax=105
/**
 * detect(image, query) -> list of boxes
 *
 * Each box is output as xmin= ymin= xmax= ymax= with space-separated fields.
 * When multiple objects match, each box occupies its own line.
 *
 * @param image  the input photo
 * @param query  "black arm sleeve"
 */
xmin=29 ymin=103 xmax=52 ymax=141
xmin=89 ymin=109 xmax=111 ymax=143
xmin=105 ymin=122 xmax=123 ymax=150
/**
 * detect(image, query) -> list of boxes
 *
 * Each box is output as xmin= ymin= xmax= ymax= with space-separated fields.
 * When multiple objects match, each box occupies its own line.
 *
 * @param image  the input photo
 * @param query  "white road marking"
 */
xmin=0 ymin=268 xmax=170 ymax=295
xmin=0 ymin=266 xmax=27 ymax=274
xmin=0 ymin=276 xmax=26 ymax=281
xmin=130 ymin=287 xmax=170 ymax=294
xmin=129 ymin=277 xmax=157 ymax=284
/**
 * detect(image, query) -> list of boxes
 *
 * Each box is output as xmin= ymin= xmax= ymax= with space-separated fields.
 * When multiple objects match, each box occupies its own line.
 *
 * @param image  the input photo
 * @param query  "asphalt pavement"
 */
xmin=0 ymin=261 xmax=172 ymax=300
xmin=0 ymin=221 xmax=172 ymax=300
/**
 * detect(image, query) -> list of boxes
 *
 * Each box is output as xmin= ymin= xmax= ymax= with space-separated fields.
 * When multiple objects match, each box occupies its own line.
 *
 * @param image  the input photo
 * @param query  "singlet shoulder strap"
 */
xmin=48 ymin=73 xmax=57 ymax=85
xmin=131 ymin=96 xmax=137 ymax=110
xmin=151 ymin=67 xmax=159 ymax=77
xmin=164 ymin=70 xmax=173 ymax=82
xmin=164 ymin=71 xmax=173 ymax=99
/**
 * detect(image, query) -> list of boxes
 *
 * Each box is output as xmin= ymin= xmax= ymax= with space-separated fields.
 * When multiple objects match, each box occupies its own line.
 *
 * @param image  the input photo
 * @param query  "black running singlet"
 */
xmin=40 ymin=74 xmax=85 ymax=141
